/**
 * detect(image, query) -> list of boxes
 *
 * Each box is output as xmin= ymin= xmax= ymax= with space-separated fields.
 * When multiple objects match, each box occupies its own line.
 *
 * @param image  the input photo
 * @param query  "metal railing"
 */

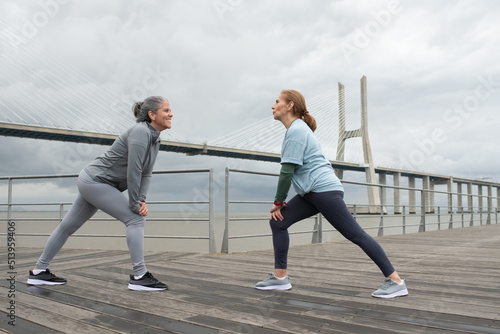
xmin=221 ymin=168 xmax=324 ymax=253
xmin=1 ymin=169 xmax=216 ymax=252
xmin=221 ymin=168 xmax=499 ymax=253
xmin=2 ymin=167 xmax=499 ymax=254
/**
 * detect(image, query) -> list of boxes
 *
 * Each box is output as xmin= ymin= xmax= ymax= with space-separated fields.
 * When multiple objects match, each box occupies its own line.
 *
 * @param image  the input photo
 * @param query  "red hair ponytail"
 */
xmin=280 ymin=90 xmax=317 ymax=132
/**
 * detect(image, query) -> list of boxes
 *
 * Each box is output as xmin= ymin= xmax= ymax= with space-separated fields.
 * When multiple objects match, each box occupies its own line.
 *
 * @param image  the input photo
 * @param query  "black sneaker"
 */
xmin=128 ymin=272 xmax=168 ymax=291
xmin=27 ymin=269 xmax=67 ymax=285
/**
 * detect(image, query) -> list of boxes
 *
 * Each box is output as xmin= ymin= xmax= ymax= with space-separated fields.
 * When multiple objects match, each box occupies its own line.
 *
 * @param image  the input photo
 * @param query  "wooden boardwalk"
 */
xmin=1 ymin=224 xmax=500 ymax=334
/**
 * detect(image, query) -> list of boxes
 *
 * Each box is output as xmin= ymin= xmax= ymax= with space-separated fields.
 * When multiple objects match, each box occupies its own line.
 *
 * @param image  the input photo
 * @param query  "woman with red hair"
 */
xmin=255 ymin=90 xmax=408 ymax=298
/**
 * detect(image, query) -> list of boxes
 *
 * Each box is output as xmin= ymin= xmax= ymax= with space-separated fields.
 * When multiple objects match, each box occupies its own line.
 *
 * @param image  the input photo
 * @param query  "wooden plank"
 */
xmin=1 ymin=281 xmax=214 ymax=334
xmin=0 ymin=295 xmax=121 ymax=334
xmin=0 ymin=309 xmax=65 ymax=334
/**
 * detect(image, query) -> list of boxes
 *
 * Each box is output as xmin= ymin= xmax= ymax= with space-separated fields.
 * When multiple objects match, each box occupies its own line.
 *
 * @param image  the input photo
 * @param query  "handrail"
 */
xmin=221 ymin=168 xmax=499 ymax=253
xmin=1 ymin=169 xmax=216 ymax=252
xmin=2 ymin=167 xmax=498 ymax=254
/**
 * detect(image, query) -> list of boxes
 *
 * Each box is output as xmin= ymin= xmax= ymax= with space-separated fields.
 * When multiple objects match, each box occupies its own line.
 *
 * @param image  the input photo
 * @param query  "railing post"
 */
xmin=447 ymin=179 xmax=453 ymax=214
xmin=419 ymin=190 xmax=426 ymax=232
xmin=409 ymin=177 xmax=416 ymax=214
xmin=478 ymin=186 xmax=483 ymax=225
xmin=311 ymin=214 xmax=323 ymax=244
xmin=378 ymin=186 xmax=384 ymax=236
xmin=487 ymin=185 xmax=492 ymax=225
xmin=221 ymin=167 xmax=230 ymax=253
xmin=312 ymin=215 xmax=319 ymax=244
xmin=438 ymin=206 xmax=441 ymax=230
xmin=318 ymin=214 xmax=323 ymax=243
xmin=448 ymin=207 xmax=453 ymax=229
xmin=497 ymin=187 xmax=500 ymax=215
xmin=208 ymin=169 xmax=216 ymax=253
xmin=402 ymin=205 xmax=406 ymax=234
xmin=59 ymin=203 xmax=64 ymax=221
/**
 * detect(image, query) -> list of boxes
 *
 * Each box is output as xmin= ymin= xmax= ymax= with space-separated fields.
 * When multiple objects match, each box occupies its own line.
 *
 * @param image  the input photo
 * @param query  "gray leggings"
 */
xmin=36 ymin=170 xmax=147 ymax=276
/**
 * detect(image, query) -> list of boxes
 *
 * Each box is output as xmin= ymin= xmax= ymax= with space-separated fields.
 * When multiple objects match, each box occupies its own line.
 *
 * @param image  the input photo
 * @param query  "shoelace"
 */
xmin=380 ymin=279 xmax=393 ymax=290
xmin=44 ymin=270 xmax=57 ymax=278
xmin=143 ymin=272 xmax=159 ymax=283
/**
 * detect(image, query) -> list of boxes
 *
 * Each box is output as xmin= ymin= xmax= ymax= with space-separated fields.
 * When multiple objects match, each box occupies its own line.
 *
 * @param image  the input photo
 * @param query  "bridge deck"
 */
xmin=1 ymin=224 xmax=499 ymax=334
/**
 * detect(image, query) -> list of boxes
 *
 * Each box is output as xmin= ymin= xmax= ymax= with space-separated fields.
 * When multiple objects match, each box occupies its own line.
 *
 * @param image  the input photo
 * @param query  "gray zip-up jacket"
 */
xmin=84 ymin=122 xmax=161 ymax=214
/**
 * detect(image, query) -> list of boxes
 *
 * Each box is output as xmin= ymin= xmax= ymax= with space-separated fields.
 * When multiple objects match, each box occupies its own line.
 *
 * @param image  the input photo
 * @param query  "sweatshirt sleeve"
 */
xmin=137 ymin=175 xmax=151 ymax=203
xmin=127 ymin=126 xmax=150 ymax=214
xmin=137 ymin=145 xmax=158 ymax=203
xmin=274 ymin=163 xmax=296 ymax=203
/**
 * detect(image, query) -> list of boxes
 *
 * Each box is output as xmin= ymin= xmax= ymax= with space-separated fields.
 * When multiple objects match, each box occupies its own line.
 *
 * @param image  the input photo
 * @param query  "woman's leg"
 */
xmin=77 ymin=171 xmax=147 ymax=276
xmin=270 ymin=194 xmax=319 ymax=271
xmin=35 ymin=193 xmax=98 ymax=270
xmin=256 ymin=195 xmax=319 ymax=290
xmin=307 ymin=191 xmax=396 ymax=277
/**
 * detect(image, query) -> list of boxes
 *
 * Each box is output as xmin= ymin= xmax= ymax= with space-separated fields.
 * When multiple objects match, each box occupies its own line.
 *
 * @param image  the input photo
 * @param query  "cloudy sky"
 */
xmin=1 ymin=0 xmax=499 ymax=208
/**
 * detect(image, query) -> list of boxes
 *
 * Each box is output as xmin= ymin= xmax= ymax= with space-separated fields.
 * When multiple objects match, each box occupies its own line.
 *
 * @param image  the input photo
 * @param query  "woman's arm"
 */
xmin=270 ymin=163 xmax=295 ymax=221
xmin=274 ymin=163 xmax=295 ymax=204
xmin=127 ymin=127 xmax=150 ymax=214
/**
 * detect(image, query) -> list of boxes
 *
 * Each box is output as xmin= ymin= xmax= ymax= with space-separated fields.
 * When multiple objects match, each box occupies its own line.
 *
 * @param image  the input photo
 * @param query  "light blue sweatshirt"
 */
xmin=281 ymin=119 xmax=343 ymax=196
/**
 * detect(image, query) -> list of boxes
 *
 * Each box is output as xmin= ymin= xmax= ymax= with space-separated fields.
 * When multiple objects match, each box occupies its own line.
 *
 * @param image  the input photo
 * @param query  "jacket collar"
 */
xmin=145 ymin=122 xmax=161 ymax=143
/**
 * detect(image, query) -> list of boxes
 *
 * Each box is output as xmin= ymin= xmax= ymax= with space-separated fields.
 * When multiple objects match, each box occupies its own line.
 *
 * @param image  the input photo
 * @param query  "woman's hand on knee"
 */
xmin=138 ymin=201 xmax=148 ymax=216
xmin=270 ymin=203 xmax=285 ymax=221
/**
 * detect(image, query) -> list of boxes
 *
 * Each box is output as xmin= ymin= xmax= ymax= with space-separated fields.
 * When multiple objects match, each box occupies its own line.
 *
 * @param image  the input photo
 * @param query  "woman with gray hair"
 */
xmin=28 ymin=96 xmax=172 ymax=291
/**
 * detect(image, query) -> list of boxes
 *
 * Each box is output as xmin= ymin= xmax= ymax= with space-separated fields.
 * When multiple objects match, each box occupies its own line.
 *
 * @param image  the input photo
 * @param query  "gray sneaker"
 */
xmin=255 ymin=273 xmax=292 ymax=290
xmin=372 ymin=278 xmax=408 ymax=298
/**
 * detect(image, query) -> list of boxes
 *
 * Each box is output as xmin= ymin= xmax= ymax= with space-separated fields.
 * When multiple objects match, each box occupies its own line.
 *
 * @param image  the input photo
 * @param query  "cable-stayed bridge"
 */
xmin=1 ymin=21 xmax=499 ymax=213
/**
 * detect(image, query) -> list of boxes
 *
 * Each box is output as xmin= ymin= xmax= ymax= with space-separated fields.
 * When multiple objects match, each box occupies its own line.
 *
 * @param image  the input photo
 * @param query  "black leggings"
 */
xmin=270 ymin=191 xmax=395 ymax=277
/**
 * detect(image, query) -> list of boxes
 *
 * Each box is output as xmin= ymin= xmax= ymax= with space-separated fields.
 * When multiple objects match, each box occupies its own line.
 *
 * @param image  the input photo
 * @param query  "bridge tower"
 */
xmin=336 ymin=76 xmax=381 ymax=213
